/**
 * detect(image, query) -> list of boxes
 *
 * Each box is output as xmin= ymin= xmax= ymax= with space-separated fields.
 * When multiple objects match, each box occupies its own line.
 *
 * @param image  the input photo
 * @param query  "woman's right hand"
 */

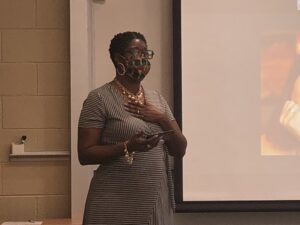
xmin=126 ymin=131 xmax=161 ymax=152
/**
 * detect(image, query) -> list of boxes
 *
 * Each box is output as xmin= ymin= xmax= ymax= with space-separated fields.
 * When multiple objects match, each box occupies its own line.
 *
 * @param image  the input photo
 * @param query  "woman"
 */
xmin=78 ymin=31 xmax=187 ymax=225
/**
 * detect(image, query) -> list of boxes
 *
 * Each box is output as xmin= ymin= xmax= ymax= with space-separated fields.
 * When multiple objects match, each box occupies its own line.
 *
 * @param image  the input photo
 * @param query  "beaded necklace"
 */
xmin=113 ymin=78 xmax=145 ymax=105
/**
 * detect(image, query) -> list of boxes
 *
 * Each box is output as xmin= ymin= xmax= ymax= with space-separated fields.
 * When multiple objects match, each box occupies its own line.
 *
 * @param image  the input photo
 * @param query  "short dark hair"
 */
xmin=109 ymin=31 xmax=147 ymax=66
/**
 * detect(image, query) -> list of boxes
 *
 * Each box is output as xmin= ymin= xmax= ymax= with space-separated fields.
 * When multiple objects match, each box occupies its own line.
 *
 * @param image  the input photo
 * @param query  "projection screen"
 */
xmin=174 ymin=0 xmax=300 ymax=211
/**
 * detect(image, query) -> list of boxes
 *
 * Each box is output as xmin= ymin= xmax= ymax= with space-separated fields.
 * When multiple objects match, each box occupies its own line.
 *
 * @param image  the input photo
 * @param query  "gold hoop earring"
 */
xmin=116 ymin=63 xmax=126 ymax=76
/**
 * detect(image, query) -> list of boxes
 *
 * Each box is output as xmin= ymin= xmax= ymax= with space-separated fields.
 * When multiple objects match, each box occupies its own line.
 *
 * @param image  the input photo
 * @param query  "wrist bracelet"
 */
xmin=123 ymin=141 xmax=135 ymax=165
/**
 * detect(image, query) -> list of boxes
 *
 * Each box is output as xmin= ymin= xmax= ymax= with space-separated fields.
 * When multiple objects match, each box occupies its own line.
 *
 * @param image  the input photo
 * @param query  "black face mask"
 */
xmin=126 ymin=58 xmax=151 ymax=81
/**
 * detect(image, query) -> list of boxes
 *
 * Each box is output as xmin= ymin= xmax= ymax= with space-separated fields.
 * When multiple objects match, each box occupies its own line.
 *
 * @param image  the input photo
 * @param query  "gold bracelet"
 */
xmin=123 ymin=141 xmax=135 ymax=165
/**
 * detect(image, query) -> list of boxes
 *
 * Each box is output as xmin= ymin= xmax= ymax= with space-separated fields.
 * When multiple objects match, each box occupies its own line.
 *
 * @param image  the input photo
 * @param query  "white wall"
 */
xmin=70 ymin=0 xmax=95 ymax=220
xmin=71 ymin=0 xmax=300 ymax=224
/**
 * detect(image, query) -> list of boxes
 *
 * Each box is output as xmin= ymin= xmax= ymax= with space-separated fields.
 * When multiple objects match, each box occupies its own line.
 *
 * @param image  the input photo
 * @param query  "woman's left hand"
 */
xmin=124 ymin=100 xmax=165 ymax=123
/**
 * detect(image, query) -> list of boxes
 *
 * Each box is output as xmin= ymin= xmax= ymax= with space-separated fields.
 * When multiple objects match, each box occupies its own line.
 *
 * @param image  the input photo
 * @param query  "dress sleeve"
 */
xmin=78 ymin=90 xmax=106 ymax=128
xmin=158 ymin=93 xmax=175 ymax=121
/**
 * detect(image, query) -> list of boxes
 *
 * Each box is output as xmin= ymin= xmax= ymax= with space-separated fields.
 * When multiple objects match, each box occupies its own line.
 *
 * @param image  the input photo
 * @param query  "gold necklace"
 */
xmin=113 ymin=79 xmax=145 ymax=105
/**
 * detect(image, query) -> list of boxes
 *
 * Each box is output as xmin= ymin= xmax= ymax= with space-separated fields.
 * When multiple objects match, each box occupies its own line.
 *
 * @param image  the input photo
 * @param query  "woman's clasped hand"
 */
xmin=126 ymin=131 xmax=161 ymax=152
xmin=124 ymin=100 xmax=166 ymax=123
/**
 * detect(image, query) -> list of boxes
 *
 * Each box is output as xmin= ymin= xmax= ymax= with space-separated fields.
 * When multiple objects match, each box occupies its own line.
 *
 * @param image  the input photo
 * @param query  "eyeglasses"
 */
xmin=124 ymin=48 xmax=154 ymax=59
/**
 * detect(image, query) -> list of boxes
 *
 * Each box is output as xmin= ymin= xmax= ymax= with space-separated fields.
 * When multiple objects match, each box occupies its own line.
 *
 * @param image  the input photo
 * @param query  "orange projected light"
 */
xmin=260 ymin=40 xmax=294 ymax=99
xmin=297 ymin=37 xmax=300 ymax=55
xmin=261 ymin=33 xmax=300 ymax=156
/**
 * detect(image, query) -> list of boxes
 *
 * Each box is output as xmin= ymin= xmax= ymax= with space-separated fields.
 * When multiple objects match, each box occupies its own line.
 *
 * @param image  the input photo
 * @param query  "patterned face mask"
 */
xmin=126 ymin=58 xmax=151 ymax=81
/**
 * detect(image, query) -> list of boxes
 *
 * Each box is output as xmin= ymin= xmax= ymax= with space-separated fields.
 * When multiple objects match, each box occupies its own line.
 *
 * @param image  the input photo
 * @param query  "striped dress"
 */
xmin=78 ymin=82 xmax=175 ymax=225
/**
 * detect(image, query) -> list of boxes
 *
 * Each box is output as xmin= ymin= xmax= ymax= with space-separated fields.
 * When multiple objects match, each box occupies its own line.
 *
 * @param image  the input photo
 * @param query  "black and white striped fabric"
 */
xmin=78 ymin=82 xmax=175 ymax=225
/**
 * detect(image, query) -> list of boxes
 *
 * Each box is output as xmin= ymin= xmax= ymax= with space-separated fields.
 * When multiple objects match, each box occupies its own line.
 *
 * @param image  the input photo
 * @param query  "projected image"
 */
xmin=261 ymin=33 xmax=300 ymax=155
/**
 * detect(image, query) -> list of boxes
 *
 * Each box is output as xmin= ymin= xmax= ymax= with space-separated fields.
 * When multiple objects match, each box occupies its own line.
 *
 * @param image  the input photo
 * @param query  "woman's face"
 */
xmin=119 ymin=38 xmax=151 ymax=82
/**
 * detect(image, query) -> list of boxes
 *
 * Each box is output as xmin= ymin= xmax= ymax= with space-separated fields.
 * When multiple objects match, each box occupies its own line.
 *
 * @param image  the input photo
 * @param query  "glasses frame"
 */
xmin=124 ymin=48 xmax=155 ymax=60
